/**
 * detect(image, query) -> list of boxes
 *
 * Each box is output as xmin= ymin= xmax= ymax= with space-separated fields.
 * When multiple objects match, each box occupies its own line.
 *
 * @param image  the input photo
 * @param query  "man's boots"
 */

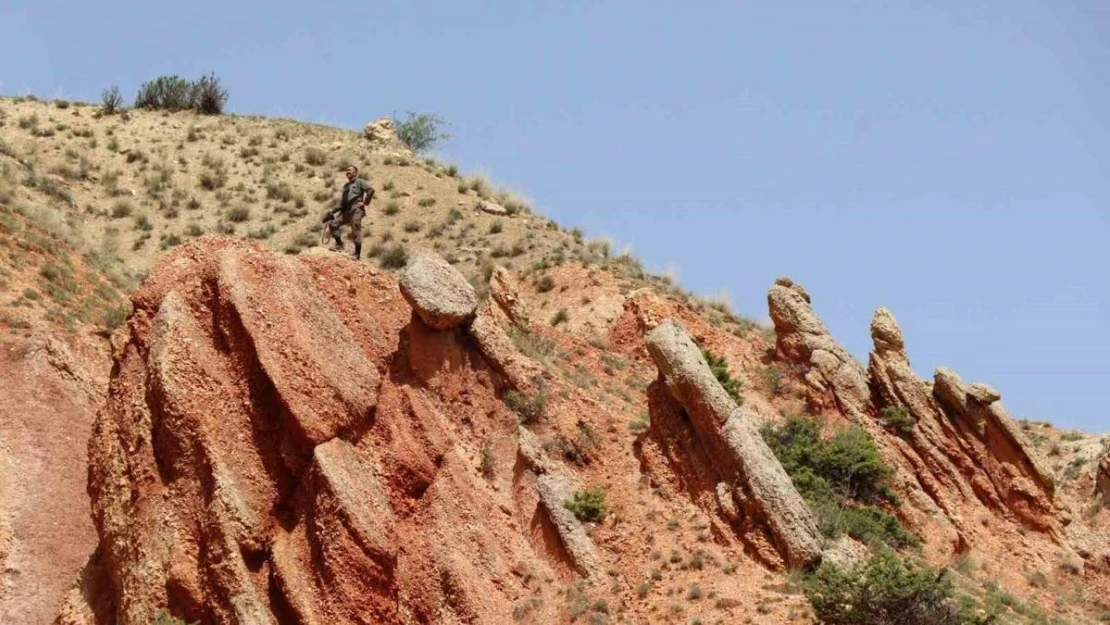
xmin=353 ymin=242 xmax=362 ymax=260
xmin=332 ymin=234 xmax=344 ymax=252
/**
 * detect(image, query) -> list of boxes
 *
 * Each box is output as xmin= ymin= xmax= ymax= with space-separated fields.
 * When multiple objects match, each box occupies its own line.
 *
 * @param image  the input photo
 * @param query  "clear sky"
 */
xmin=2 ymin=1 xmax=1107 ymax=430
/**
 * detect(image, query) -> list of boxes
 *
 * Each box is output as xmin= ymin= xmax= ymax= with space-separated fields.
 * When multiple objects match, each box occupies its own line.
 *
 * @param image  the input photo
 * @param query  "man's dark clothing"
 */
xmin=340 ymin=178 xmax=373 ymax=211
xmin=330 ymin=177 xmax=373 ymax=258
xmin=329 ymin=204 xmax=365 ymax=247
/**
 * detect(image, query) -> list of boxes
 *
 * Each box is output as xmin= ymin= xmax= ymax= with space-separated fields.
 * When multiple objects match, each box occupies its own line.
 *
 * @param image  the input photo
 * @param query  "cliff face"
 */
xmin=61 ymin=238 xmax=565 ymax=625
xmin=53 ymin=240 xmax=1110 ymax=625
xmin=0 ymin=203 xmax=125 ymax=625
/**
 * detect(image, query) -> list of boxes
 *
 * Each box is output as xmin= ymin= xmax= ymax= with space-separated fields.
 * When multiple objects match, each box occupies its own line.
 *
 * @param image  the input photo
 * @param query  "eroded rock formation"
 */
xmin=645 ymin=319 xmax=822 ymax=569
xmin=60 ymin=239 xmax=584 ymax=625
xmin=767 ymin=277 xmax=871 ymax=418
xmin=769 ymin=279 xmax=1059 ymax=550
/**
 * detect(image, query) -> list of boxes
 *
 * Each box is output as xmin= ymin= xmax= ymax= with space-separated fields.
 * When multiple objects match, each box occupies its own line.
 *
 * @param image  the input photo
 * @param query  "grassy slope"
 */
xmin=0 ymin=96 xmax=729 ymax=319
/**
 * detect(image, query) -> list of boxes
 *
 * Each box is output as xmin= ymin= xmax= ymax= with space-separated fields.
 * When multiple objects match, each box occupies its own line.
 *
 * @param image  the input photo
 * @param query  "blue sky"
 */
xmin=2 ymin=1 xmax=1107 ymax=430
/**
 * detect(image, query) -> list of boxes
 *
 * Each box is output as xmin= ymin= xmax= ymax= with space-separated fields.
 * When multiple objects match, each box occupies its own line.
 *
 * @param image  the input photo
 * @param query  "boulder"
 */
xmin=399 ymin=252 xmax=478 ymax=331
xmin=363 ymin=117 xmax=398 ymax=144
xmin=645 ymin=319 xmax=822 ymax=568
xmin=477 ymin=200 xmax=507 ymax=216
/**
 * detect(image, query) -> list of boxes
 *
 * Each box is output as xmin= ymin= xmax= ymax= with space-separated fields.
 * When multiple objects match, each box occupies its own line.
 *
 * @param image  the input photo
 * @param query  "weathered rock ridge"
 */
xmin=645 ymin=319 xmax=822 ymax=569
xmin=769 ymin=279 xmax=1060 ymax=549
xmin=58 ymin=239 xmax=595 ymax=625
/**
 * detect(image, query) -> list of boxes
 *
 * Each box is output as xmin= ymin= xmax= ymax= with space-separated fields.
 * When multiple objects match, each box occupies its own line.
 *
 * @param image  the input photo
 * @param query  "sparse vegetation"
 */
xmin=762 ymin=415 xmax=916 ymax=549
xmin=564 ymin=488 xmax=607 ymax=523
xmin=503 ymin=386 xmax=549 ymax=425
xmin=480 ymin=441 xmax=495 ymax=479
xmin=305 ymin=147 xmax=328 ymax=166
xmin=379 ymin=244 xmax=408 ymax=269
xmin=110 ymin=200 xmax=134 ymax=219
xmin=101 ymin=86 xmax=124 ymax=115
xmin=800 ymin=551 xmax=994 ymax=625
xmin=152 ymin=609 xmax=194 ymax=625
xmin=226 ymin=206 xmax=251 ymax=223
xmin=881 ymin=405 xmax=916 ymax=436
xmin=394 ymin=111 xmax=450 ymax=154
xmin=134 ymin=73 xmax=228 ymax=115
xmin=551 ymin=308 xmax=569 ymax=326
xmin=701 ymin=346 xmax=743 ymax=404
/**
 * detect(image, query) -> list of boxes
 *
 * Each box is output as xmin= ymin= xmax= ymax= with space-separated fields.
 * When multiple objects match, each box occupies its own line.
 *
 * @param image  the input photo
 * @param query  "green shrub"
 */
xmin=379 ymin=244 xmax=407 ymax=269
xmin=103 ymin=303 xmax=131 ymax=332
xmin=384 ymin=201 xmax=400 ymax=216
xmin=199 ymin=169 xmax=227 ymax=191
xmin=134 ymin=73 xmax=228 ymax=114
xmin=801 ymin=552 xmax=994 ymax=625
xmin=417 ymin=197 xmax=436 ymax=208
xmin=701 ymin=347 xmax=742 ymax=404
xmin=565 ymin=488 xmax=607 ymax=523
xmin=226 ymin=206 xmax=250 ymax=223
xmin=394 ymin=111 xmax=450 ymax=154
xmin=762 ymin=415 xmax=913 ymax=549
xmin=134 ymin=75 xmax=193 ymax=111
xmin=305 ymin=147 xmax=328 ymax=166
xmin=551 ymin=308 xmax=569 ymax=327
xmin=403 ymin=220 xmax=420 ymax=233
xmin=266 ymin=181 xmax=293 ymax=202
xmin=503 ymin=387 xmax=548 ymax=425
xmin=191 ymin=72 xmax=228 ymax=115
xmin=536 ymin=274 xmax=555 ymax=293
xmin=881 ymin=405 xmax=916 ymax=435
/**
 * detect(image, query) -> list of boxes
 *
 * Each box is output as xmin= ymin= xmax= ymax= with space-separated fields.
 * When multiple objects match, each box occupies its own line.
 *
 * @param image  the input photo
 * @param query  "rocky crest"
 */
xmin=58 ymin=239 xmax=590 ymax=625
xmin=770 ymin=279 xmax=1061 ymax=552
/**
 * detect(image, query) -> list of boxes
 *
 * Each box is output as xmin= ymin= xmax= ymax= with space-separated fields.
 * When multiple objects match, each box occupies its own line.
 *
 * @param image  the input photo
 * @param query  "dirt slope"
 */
xmin=0 ymin=202 xmax=125 ymax=625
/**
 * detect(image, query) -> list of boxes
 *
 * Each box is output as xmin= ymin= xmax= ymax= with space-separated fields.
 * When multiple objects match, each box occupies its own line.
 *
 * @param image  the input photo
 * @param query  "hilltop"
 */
xmin=0 ymin=95 xmax=1108 ymax=625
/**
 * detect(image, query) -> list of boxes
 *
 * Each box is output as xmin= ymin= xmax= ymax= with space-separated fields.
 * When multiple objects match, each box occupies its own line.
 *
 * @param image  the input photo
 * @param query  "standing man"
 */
xmin=324 ymin=165 xmax=374 ymax=259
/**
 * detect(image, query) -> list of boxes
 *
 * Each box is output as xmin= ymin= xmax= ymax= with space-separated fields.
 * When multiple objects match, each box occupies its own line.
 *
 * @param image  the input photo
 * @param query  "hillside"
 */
xmin=0 ymin=95 xmax=1108 ymax=625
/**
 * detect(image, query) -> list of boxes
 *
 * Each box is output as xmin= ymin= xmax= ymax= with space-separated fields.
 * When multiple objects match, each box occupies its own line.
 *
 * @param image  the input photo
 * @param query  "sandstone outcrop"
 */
xmin=362 ymin=117 xmax=402 ymax=149
xmin=490 ymin=266 xmax=533 ymax=329
xmin=767 ymin=278 xmax=871 ymax=418
xmin=645 ymin=319 xmax=823 ymax=568
xmin=768 ymin=279 xmax=1060 ymax=551
xmin=467 ymin=307 xmax=546 ymax=393
xmin=476 ymin=200 xmax=508 ymax=216
xmin=64 ymin=238 xmax=580 ymax=625
xmin=870 ymin=307 xmax=1055 ymax=530
xmin=516 ymin=427 xmax=602 ymax=578
xmin=399 ymin=252 xmax=478 ymax=330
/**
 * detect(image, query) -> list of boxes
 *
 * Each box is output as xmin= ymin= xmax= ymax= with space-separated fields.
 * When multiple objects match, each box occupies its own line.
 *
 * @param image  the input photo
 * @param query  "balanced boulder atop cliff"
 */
xmin=399 ymin=252 xmax=478 ymax=330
